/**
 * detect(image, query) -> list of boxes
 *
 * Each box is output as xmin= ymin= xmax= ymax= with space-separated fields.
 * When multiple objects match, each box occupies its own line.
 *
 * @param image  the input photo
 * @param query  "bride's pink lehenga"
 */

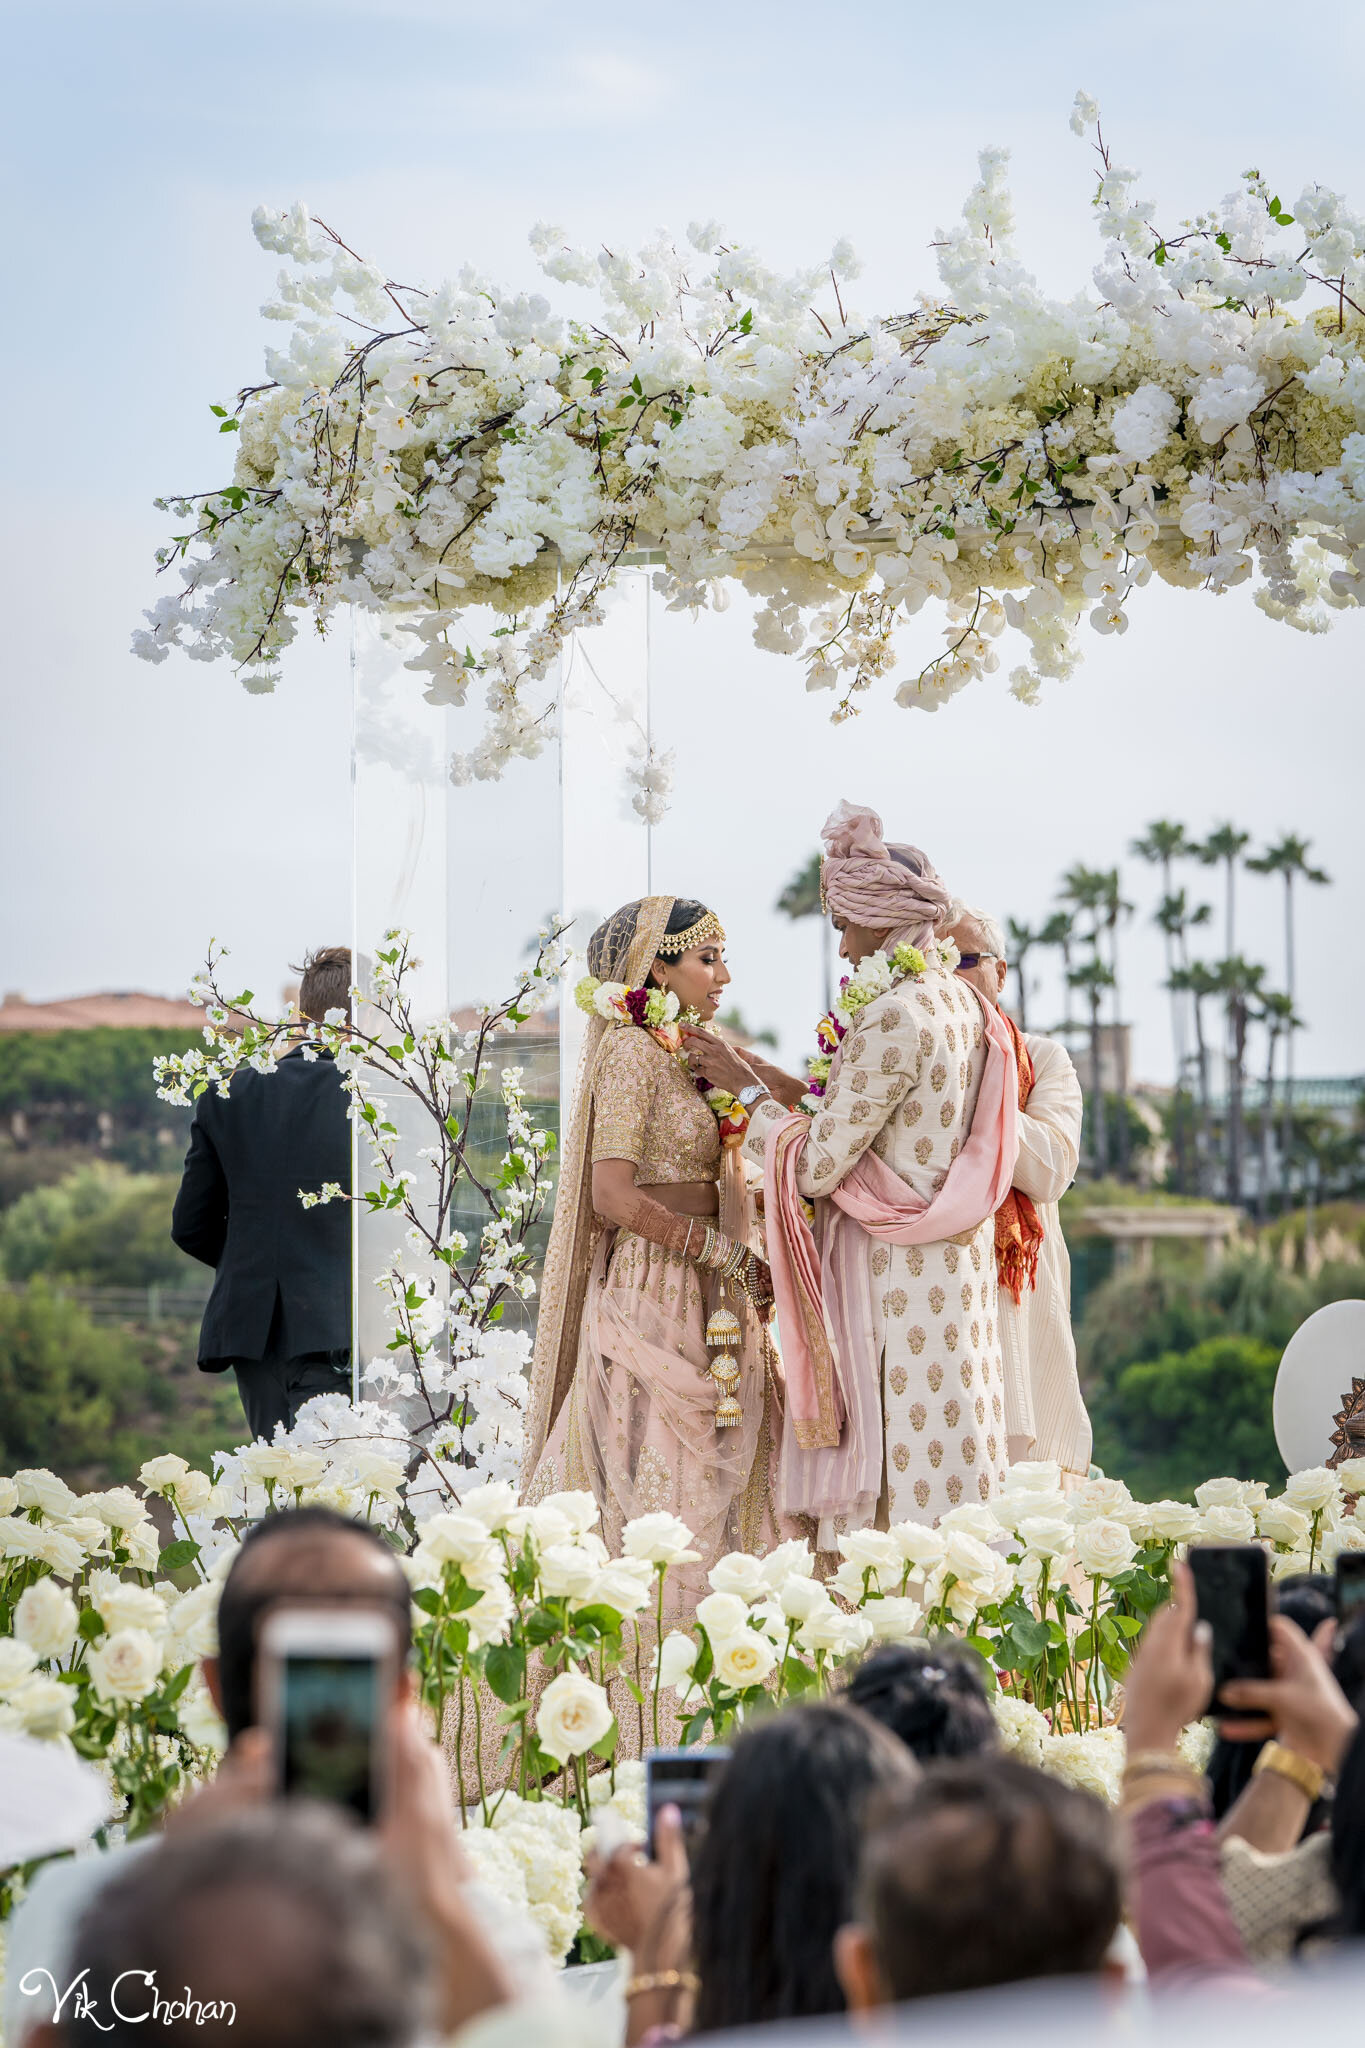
xmin=522 ymin=898 xmax=788 ymax=1614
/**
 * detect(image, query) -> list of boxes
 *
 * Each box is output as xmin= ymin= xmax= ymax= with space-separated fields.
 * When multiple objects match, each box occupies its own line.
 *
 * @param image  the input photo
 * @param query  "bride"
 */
xmin=521 ymin=896 xmax=788 ymax=1595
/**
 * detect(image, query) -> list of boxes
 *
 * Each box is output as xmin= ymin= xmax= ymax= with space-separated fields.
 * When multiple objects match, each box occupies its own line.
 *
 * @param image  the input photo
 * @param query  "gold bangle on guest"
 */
xmin=1123 ymin=1749 xmax=1189 ymax=1778
xmin=624 ymin=1969 xmax=700 ymax=2000
xmin=1252 ymin=1740 xmax=1328 ymax=1803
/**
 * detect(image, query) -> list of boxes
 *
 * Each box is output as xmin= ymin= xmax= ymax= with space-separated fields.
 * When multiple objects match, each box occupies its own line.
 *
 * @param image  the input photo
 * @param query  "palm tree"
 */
xmin=1037 ymin=910 xmax=1075 ymax=1031
xmin=1246 ymin=834 xmax=1330 ymax=1189
xmin=1132 ymin=821 xmax=1191 ymax=1081
xmin=1004 ymin=917 xmax=1037 ymax=1032
xmin=1169 ymin=960 xmax=1221 ymax=1195
xmin=1060 ymin=865 xmax=1115 ymax=1177
xmin=1155 ymin=889 xmax=1212 ymax=1188
xmin=776 ymin=851 xmax=832 ymax=1013
xmin=1212 ymin=955 xmax=1265 ymax=1208
xmin=1254 ymin=989 xmax=1301 ymax=1220
xmin=1194 ymin=824 xmax=1252 ymax=959
xmin=1100 ymin=868 xmax=1134 ymax=1179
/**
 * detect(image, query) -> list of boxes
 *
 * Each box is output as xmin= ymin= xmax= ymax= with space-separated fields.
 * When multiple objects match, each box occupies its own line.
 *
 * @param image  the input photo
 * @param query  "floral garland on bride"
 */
xmin=574 ymin=975 xmax=749 ymax=1145
xmin=802 ymin=940 xmax=958 ymax=1112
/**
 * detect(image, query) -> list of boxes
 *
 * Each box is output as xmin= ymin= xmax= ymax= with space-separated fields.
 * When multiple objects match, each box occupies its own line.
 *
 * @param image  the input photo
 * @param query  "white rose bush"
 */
xmin=137 ymin=100 xmax=1365 ymax=802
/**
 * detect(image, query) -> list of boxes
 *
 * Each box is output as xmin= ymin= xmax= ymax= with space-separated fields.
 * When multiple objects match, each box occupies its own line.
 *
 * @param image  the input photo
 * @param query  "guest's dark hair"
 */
xmin=60 ymin=1804 xmax=429 ymax=2047
xmin=1332 ymin=1607 xmax=1365 ymax=1715
xmin=216 ymin=1506 xmax=412 ymax=1740
xmin=688 ymin=1700 xmax=917 ymax=2034
xmin=857 ymin=1754 xmax=1122 ymax=2002
xmin=1208 ymin=1572 xmax=1336 ymax=1820
xmin=294 ymin=946 xmax=352 ymax=1023
xmin=842 ymin=1642 xmax=998 ymax=1763
xmin=1329 ymin=1716 xmax=1365 ymax=1939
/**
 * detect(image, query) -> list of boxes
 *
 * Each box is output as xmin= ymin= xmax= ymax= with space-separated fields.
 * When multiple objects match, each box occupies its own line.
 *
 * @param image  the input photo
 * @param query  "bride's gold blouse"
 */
xmin=590 ymin=1028 xmax=721 ymax=1183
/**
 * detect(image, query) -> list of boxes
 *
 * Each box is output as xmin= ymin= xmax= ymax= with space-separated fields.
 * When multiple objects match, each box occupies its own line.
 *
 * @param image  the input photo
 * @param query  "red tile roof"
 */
xmin=0 ymin=992 xmax=209 ymax=1032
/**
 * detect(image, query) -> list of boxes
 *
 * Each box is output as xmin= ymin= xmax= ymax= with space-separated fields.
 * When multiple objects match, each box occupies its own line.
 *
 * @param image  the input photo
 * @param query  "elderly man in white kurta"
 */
xmin=683 ymin=806 xmax=1013 ymax=1531
xmin=950 ymin=906 xmax=1092 ymax=1480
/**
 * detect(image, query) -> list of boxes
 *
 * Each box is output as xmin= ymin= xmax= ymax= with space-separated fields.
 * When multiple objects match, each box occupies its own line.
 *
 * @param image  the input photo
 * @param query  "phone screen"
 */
xmin=279 ymin=1653 xmax=383 ymax=1821
xmin=1337 ymin=1551 xmax=1365 ymax=1623
xmin=1188 ymin=1543 xmax=1271 ymax=1712
xmin=645 ymin=1747 xmax=730 ymax=1861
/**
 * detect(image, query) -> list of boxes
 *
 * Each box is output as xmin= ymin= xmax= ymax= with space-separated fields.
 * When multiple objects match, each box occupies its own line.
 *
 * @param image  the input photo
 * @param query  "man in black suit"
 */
xmin=172 ymin=946 xmax=354 ymax=1440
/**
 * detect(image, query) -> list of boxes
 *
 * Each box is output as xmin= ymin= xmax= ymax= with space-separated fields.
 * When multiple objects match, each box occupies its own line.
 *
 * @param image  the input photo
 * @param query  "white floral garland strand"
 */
xmin=134 ymin=97 xmax=1365 ymax=803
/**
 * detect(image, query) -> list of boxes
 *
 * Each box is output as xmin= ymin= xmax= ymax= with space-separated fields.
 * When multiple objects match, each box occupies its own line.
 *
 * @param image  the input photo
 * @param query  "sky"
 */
xmin=3 ymin=0 xmax=1364 ymax=1082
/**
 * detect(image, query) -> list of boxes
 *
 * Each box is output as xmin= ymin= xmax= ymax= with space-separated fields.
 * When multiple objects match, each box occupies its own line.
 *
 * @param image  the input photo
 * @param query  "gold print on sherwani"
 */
xmin=907 ymin=1099 xmax=923 ymax=1125
xmin=960 ymin=1283 xmax=973 ymax=1313
xmin=928 ymin=1438 xmax=944 ymax=1468
xmin=908 ymin=1246 xmax=925 ymax=1276
xmin=944 ymin=1022 xmax=957 ymax=1051
xmin=850 ymin=1099 xmax=873 ymax=1123
xmin=880 ymin=1045 xmax=902 ymax=1073
xmin=940 ymin=1102 xmax=954 ymax=1127
xmin=909 ymin=1401 xmax=927 ymax=1430
xmin=919 ymin=1027 xmax=935 ymax=1058
xmin=946 ymin=1474 xmax=964 ymax=1504
xmin=928 ymin=1285 xmax=945 ymax=1314
xmin=816 ymin=1115 xmax=835 ymax=1141
xmin=927 ymin=1361 xmax=944 ymax=1391
xmin=915 ymin=1478 xmax=931 ymax=1508
xmin=930 ymin=1062 xmax=947 ymax=1093
xmin=889 ymin=1364 xmax=908 ymax=1396
xmin=886 ymin=1288 xmax=909 ymax=1317
xmin=944 ymin=1398 xmax=961 ymax=1427
xmin=944 ymin=1244 xmax=959 ymax=1274
xmin=908 ymin=1324 xmax=926 ymax=1354
xmin=880 ymin=1004 xmax=905 ymax=1034
xmin=848 ymin=1035 xmax=868 ymax=1063
xmin=944 ymin=1322 xmax=959 ymax=1352
xmin=851 ymin=1070 xmax=869 ymax=1094
xmin=871 ymin=1245 xmax=890 ymax=1277
xmin=915 ymin=1135 xmax=934 ymax=1164
xmin=892 ymin=1442 xmax=911 ymax=1472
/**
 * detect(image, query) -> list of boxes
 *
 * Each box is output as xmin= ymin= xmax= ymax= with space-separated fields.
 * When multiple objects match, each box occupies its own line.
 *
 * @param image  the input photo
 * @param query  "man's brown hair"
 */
xmin=295 ymin=946 xmax=352 ymax=1024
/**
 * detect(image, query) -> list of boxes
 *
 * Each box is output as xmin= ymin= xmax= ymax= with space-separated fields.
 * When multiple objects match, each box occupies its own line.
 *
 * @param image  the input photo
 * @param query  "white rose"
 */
xmin=747 ymin=1599 xmax=791 ymax=1644
xmin=588 ymin=1560 xmax=654 ymax=1617
xmin=862 ymin=1596 xmax=923 ymax=1644
xmin=1069 ymin=1477 xmax=1135 ymax=1524
xmin=796 ymin=1603 xmax=856 ymax=1655
xmin=422 ymin=1512 xmax=504 ymax=1570
xmin=173 ymin=1471 xmax=218 ymax=1516
xmin=138 ymin=1454 xmax=193 ymax=1496
xmin=655 ymin=1631 xmax=700 ymax=1695
xmin=14 ymin=1579 xmax=78 ymax=1661
xmin=457 ymin=1482 xmax=520 ymax=1532
xmin=1040 ymin=1729 xmax=1125 ymax=1804
xmin=85 ymin=1486 xmax=147 ymax=1531
xmin=888 ymin=1522 xmax=946 ymax=1573
xmin=1323 ymin=1523 xmax=1365 ymax=1566
xmin=0 ymin=1639 xmax=40 ymax=1693
xmin=1002 ymin=1460 xmax=1064 ymax=1498
xmin=1016 ymin=1516 xmax=1074 ymax=1561
xmin=14 ymin=1469 xmax=78 ymax=1519
xmin=179 ymin=1681 xmax=228 ymax=1751
xmin=95 ymin=1582 xmax=169 ymax=1637
xmin=8 ymin=1675 xmax=76 ymax=1741
xmin=1178 ymin=1719 xmax=1217 ymax=1774
xmin=0 ymin=1478 xmax=17 ymax=1517
xmin=536 ymin=1669 xmax=615 ymax=1762
xmin=1334 ymin=1459 xmax=1365 ymax=1496
xmin=1200 ymin=1504 xmax=1256 ymax=1542
xmin=237 ymin=1445 xmax=298 ymax=1486
xmin=994 ymin=1490 xmax=1070 ymax=1533
xmin=1135 ymin=1500 xmax=1202 ymax=1543
xmin=466 ymin=1580 xmax=516 ymax=1650
xmin=166 ymin=1583 xmax=219 ymax=1660
xmin=696 ymin=1591 xmax=750 ymax=1639
xmin=942 ymin=1531 xmax=1001 ymax=1590
xmin=1074 ymin=1517 xmax=1138 ymax=1579
xmin=939 ymin=1505 xmax=1000 ymax=1543
xmin=759 ymin=1539 xmax=818 ymax=1592
xmin=537 ymin=1490 xmax=600 ymax=1539
xmin=1256 ymin=1500 xmax=1311 ymax=1548
xmin=88 ymin=1628 xmax=163 ymax=1704
xmin=991 ymin=1692 xmax=1048 ymax=1763
xmin=621 ymin=1513 xmax=701 ymax=1568
xmin=830 ymin=1558 xmax=874 ymax=1605
xmin=536 ymin=1544 xmax=601 ymax=1602
xmin=837 ymin=1528 xmax=901 ymax=1575
xmin=57 ymin=1517 xmax=110 ymax=1557
xmin=711 ymin=1631 xmax=777 ymax=1690
xmin=778 ymin=1575 xmax=830 ymax=1622
xmin=120 ymin=1522 xmax=160 ymax=1572
xmin=708 ymin=1552 xmax=770 ymax=1601
xmin=32 ymin=1527 xmax=85 ymax=1581
xmin=1194 ymin=1477 xmax=1245 ymax=1510
xmin=1283 ymin=1467 xmax=1343 ymax=1515
xmin=592 ymin=981 xmax=628 ymax=1020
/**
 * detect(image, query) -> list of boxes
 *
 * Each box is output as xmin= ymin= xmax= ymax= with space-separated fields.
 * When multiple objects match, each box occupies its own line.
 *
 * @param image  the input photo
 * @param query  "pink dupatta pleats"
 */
xmin=763 ymin=991 xmax=1020 ymax=1532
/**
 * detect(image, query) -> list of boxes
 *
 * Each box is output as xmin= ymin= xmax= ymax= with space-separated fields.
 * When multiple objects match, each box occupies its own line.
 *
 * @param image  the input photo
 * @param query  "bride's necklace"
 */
xmin=803 ymin=940 xmax=958 ymax=1113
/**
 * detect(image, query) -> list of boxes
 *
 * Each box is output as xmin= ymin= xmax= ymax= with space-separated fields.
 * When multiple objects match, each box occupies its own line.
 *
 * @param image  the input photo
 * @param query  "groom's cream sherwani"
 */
xmin=744 ymin=966 xmax=1007 ymax=1524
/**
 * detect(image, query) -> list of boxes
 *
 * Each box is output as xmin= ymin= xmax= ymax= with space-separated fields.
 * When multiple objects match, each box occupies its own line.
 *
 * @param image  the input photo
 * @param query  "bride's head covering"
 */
xmin=522 ymin=895 xmax=677 ymax=1482
xmin=820 ymin=800 xmax=954 ymax=952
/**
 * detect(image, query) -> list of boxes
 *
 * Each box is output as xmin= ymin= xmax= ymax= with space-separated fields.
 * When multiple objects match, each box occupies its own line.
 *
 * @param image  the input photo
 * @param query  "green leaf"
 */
xmin=158 ymin=1539 xmax=201 ymax=1573
xmin=1005 ymin=1614 xmax=1051 ymax=1661
xmin=78 ymin=1606 xmax=105 ymax=1643
xmin=209 ymin=405 xmax=228 ymax=417
xmin=569 ymin=1603 xmax=625 ymax=1637
xmin=411 ymin=1586 xmax=442 ymax=1616
xmin=1216 ymin=231 xmax=1232 ymax=252
xmin=485 ymin=1643 xmax=526 ymax=1704
xmin=219 ymin=419 xmax=239 ymax=432
xmin=591 ymin=1720 xmax=620 ymax=1762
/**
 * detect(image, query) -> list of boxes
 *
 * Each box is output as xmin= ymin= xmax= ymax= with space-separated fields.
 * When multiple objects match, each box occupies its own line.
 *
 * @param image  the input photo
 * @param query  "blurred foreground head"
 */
xmin=842 ymin=1642 xmax=999 ymax=1764
xmin=838 ymin=1754 xmax=1122 ymax=2009
xmin=44 ymin=1805 xmax=429 ymax=2048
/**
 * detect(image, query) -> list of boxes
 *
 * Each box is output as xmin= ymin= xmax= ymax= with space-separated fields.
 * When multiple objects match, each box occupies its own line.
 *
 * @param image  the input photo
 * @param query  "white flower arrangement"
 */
xmin=136 ymin=102 xmax=1365 ymax=812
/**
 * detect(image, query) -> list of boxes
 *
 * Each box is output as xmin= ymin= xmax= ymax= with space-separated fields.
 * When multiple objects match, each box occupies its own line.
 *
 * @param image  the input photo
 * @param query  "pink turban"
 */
xmin=820 ymin=800 xmax=954 ymax=952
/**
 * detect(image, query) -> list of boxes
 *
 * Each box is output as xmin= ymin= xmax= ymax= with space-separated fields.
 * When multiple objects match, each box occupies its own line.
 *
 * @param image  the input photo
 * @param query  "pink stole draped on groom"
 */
xmin=762 ymin=992 xmax=1020 ymax=1534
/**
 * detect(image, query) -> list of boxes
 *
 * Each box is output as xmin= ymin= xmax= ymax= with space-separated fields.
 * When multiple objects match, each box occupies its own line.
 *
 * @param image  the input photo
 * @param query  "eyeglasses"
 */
xmin=956 ymin=953 xmax=998 ymax=968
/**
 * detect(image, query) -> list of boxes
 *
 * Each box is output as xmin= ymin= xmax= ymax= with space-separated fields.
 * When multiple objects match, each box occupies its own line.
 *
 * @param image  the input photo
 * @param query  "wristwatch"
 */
xmin=737 ymin=1083 xmax=769 ymax=1108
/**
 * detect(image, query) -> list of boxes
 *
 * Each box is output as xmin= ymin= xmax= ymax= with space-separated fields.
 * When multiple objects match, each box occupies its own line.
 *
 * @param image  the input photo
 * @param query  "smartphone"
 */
xmin=644 ymin=1746 xmax=730 ymax=1861
xmin=1188 ymin=1544 xmax=1271 ymax=1715
xmin=1337 ymin=1551 xmax=1365 ymax=1625
xmin=258 ymin=1606 xmax=399 ymax=1823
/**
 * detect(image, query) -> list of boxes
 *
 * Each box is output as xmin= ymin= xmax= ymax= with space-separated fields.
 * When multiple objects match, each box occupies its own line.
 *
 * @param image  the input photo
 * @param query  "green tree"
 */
xmin=1004 ymin=917 xmax=1037 ymax=1033
xmin=1246 ymin=834 xmax=1331 ymax=1197
xmin=1036 ymin=910 xmax=1075 ymax=1031
xmin=0 ymin=1165 xmax=198 ymax=1288
xmin=1092 ymin=1335 xmax=1285 ymax=1502
xmin=1131 ymin=821 xmax=1191 ymax=1082
xmin=1254 ymin=990 xmax=1301 ymax=1221
xmin=0 ymin=1281 xmax=165 ymax=1474
xmin=1194 ymin=824 xmax=1252 ymax=959
xmin=776 ymin=851 xmax=832 ymax=1012
xmin=1212 ymin=955 xmax=1265 ymax=1208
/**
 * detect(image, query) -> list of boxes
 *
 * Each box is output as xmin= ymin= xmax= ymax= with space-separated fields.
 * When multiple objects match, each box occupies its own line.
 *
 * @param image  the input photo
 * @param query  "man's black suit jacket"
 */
xmin=171 ymin=1047 xmax=352 ymax=1367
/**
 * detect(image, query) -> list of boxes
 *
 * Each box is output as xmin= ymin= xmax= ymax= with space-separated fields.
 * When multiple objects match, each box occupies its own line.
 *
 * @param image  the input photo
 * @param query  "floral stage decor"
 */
xmin=2 ymin=1449 xmax=1363 ymax=1965
xmin=135 ymin=97 xmax=1365 ymax=802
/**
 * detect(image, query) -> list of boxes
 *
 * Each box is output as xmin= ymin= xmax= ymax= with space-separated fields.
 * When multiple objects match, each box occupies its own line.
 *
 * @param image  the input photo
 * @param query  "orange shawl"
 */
xmin=996 ymin=1012 xmax=1044 ymax=1305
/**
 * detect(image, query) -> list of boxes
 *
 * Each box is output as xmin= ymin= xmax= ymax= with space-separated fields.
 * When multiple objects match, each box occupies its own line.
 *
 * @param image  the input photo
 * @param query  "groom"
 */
xmin=684 ymin=803 xmax=1020 ymax=1534
xmin=171 ymin=946 xmax=354 ymax=1441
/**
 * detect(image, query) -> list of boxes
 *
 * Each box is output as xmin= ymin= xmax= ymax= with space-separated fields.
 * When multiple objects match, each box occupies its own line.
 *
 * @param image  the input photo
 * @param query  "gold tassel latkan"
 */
xmin=707 ymin=1284 xmax=743 ymax=1428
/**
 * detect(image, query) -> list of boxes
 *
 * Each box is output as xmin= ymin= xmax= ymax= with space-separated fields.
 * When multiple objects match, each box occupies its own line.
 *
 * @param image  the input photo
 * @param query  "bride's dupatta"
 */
xmin=521 ymin=896 xmax=676 ymax=1487
xmin=764 ymin=989 xmax=1021 ymax=1535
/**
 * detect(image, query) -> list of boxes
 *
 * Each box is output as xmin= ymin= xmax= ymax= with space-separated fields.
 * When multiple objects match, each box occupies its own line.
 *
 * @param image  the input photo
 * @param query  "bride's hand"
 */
xmin=680 ymin=1026 xmax=759 ymax=1098
xmin=749 ymin=1254 xmax=776 ymax=1317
